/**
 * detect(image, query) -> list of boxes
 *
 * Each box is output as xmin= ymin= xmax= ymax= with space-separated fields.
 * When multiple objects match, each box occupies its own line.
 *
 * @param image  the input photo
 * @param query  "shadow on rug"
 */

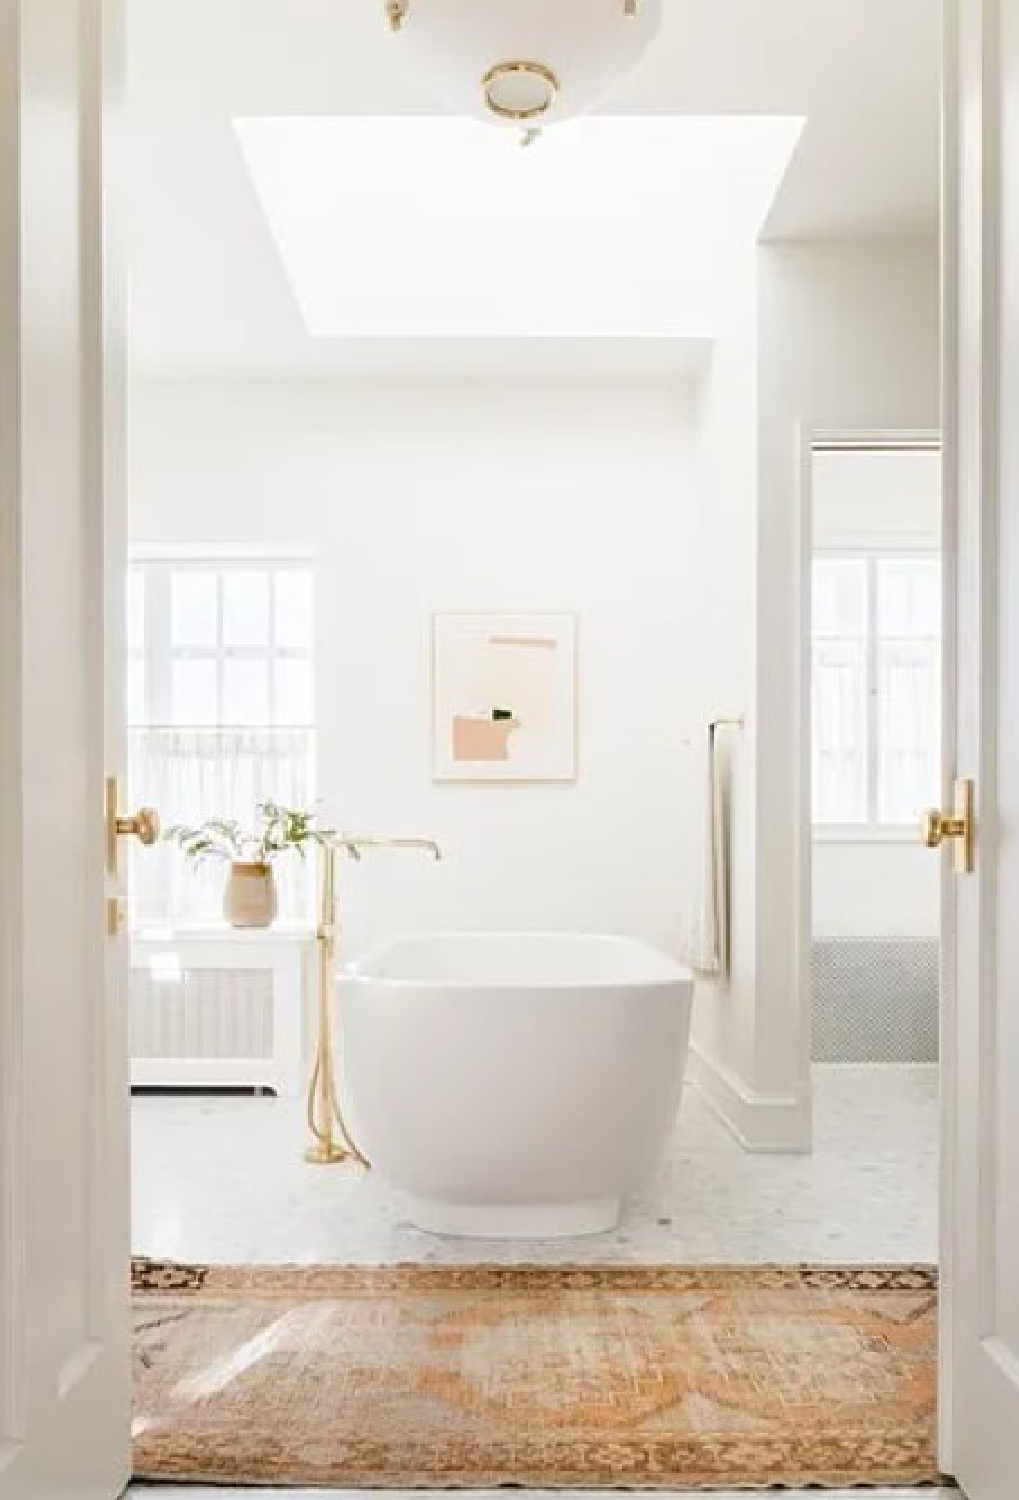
xmin=132 ymin=1259 xmax=945 ymax=1490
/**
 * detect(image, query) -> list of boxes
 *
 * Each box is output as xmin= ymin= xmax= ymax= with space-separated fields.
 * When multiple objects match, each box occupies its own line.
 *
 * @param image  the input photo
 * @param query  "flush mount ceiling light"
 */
xmin=482 ymin=61 xmax=560 ymax=123
xmin=381 ymin=0 xmax=662 ymax=136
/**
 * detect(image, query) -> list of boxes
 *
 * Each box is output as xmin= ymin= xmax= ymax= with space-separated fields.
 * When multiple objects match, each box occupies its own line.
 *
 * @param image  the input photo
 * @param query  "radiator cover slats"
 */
xmin=129 ymin=932 xmax=308 ymax=1096
xmin=130 ymin=968 xmax=275 ymax=1062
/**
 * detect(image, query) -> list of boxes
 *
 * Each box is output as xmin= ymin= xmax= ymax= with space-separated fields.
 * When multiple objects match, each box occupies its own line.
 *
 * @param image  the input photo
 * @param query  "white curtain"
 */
xmin=127 ymin=727 xmax=316 ymax=927
xmin=811 ymin=640 xmax=868 ymax=823
xmin=877 ymin=641 xmax=940 ymax=823
xmin=811 ymin=555 xmax=939 ymax=826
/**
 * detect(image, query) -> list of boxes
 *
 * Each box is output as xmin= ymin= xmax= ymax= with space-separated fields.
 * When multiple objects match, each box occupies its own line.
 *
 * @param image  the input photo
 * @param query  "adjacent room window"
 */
xmin=127 ymin=556 xmax=316 ymax=926
xmin=812 ymin=553 xmax=940 ymax=829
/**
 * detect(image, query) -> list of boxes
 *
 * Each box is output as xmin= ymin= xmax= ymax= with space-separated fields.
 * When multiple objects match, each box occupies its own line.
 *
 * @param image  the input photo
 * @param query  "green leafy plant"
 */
xmin=165 ymin=800 xmax=333 ymax=867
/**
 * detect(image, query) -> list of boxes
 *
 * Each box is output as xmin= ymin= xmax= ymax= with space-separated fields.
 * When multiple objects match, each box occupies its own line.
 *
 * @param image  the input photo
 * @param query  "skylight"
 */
xmin=234 ymin=115 xmax=804 ymax=341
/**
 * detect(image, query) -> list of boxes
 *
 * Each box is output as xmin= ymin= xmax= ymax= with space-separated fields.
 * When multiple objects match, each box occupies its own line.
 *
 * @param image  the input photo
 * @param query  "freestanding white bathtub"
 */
xmin=339 ymin=932 xmax=694 ymax=1239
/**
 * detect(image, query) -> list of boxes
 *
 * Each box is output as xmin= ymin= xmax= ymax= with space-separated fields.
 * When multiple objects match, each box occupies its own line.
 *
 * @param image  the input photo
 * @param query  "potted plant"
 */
xmin=165 ymin=800 xmax=332 ymax=929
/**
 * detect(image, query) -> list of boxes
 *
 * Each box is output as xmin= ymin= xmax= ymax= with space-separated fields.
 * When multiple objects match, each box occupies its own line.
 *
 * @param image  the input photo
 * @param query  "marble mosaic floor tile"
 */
xmin=128 ymin=1068 xmax=947 ymax=1496
xmin=131 ymin=1064 xmax=938 ymax=1267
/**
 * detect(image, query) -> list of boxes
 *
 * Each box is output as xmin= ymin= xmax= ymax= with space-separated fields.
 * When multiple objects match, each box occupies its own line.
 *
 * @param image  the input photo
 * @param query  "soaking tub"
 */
xmin=339 ymin=932 xmax=693 ymax=1238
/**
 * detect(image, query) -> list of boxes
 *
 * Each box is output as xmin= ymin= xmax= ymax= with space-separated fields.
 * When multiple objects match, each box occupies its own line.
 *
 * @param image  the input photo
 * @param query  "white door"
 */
xmin=941 ymin=0 xmax=1019 ymax=1493
xmin=0 ymin=0 xmax=134 ymax=1496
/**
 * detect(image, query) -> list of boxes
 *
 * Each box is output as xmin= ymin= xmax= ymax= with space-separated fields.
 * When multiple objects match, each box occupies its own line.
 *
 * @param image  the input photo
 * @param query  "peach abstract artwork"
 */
xmin=433 ymin=613 xmax=576 ymax=782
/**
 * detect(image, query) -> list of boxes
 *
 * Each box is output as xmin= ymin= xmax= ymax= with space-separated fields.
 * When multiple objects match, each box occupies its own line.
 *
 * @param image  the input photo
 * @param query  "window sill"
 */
xmin=812 ymin=826 xmax=922 ymax=846
xmin=130 ymin=921 xmax=316 ymax=943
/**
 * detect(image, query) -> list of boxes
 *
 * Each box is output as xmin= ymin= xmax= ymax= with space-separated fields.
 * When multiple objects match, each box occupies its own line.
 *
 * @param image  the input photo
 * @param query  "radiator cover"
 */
xmin=129 ymin=930 xmax=309 ymax=1096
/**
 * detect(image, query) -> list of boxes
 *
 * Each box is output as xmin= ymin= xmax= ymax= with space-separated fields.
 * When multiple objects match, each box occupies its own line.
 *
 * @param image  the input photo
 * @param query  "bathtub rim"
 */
xmin=340 ymin=929 xmax=695 ymax=994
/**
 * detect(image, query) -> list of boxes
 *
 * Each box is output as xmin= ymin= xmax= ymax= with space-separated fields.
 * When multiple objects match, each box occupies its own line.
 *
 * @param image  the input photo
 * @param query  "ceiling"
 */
xmin=126 ymin=0 xmax=941 ymax=378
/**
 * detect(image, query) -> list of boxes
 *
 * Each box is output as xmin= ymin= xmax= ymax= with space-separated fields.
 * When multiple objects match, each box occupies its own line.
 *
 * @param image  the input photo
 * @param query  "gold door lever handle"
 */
xmin=105 ymin=776 xmax=161 ymax=936
xmin=115 ymin=807 xmax=160 ymax=845
xmin=920 ymin=778 xmax=974 ymax=874
xmin=920 ymin=809 xmax=965 ymax=847
xmin=105 ymin=776 xmax=161 ymax=879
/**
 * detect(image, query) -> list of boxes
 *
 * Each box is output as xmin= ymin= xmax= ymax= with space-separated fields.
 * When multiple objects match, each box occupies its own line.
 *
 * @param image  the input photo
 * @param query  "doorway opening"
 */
xmin=803 ymin=435 xmax=941 ymax=1263
xmin=122 ymin=2 xmax=945 ymax=1493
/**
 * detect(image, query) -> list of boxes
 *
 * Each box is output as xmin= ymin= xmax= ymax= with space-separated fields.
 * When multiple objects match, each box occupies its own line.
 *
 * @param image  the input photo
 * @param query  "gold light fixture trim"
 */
xmin=482 ymin=60 xmax=560 ymax=122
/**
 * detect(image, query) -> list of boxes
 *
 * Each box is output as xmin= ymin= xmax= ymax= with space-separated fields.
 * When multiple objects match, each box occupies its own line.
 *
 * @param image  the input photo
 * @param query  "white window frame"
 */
xmin=812 ymin=544 xmax=941 ymax=842
xmin=128 ymin=545 xmax=316 ymax=731
xmin=126 ymin=545 xmax=318 ymax=927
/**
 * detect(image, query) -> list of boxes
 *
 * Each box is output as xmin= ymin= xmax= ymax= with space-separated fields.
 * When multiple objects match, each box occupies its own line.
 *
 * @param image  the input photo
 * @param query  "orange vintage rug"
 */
xmin=132 ymin=1259 xmax=943 ymax=1490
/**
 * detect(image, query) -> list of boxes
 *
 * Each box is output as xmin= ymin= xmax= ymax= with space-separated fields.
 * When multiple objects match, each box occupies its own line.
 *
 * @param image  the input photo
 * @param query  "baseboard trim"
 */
xmin=687 ymin=1044 xmax=811 ymax=1153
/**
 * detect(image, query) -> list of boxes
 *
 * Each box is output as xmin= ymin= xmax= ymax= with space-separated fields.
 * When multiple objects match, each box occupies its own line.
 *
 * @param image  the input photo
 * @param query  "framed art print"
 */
xmin=432 ymin=612 xmax=577 ymax=783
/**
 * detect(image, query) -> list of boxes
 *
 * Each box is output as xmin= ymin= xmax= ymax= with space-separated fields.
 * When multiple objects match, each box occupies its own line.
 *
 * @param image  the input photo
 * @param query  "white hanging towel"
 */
xmin=678 ymin=725 xmax=730 ymax=976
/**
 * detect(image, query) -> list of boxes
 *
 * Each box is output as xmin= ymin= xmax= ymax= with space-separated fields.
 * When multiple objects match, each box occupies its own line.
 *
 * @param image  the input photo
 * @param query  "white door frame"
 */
xmin=0 ymin=4 xmax=26 ymax=1456
xmin=939 ymin=0 xmax=1019 ymax=1485
xmin=938 ymin=17 xmax=961 ymax=1474
xmin=0 ymin=0 xmax=132 ymax=1494
xmin=795 ymin=427 xmax=948 ymax=1464
xmin=2 ymin=0 xmax=1015 ymax=1491
xmin=792 ymin=428 xmax=943 ymax=1134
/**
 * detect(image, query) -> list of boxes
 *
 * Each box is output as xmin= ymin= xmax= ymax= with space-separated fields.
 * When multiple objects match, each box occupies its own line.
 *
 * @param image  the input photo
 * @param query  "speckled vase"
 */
xmin=224 ymin=861 xmax=277 ymax=929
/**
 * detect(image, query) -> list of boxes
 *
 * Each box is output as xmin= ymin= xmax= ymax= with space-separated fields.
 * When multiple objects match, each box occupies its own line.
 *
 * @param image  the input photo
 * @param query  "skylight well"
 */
xmin=234 ymin=115 xmax=804 ymax=341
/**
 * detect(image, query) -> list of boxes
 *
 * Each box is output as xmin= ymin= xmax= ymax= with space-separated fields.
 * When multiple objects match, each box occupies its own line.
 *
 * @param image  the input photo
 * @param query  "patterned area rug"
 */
xmin=132 ymin=1259 xmax=943 ymax=1490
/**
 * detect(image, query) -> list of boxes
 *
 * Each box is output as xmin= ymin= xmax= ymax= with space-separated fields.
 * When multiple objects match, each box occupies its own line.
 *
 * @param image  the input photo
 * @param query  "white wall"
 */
xmin=755 ymin=237 xmax=941 ymax=1128
xmin=813 ymin=446 xmax=941 ymax=550
xmin=128 ymin=236 xmax=941 ymax=1149
xmin=128 ymin=378 xmax=701 ymax=957
xmin=688 ymin=236 xmax=940 ymax=1147
xmin=812 ymin=842 xmax=939 ymax=937
xmin=689 ymin=255 xmax=761 ymax=1098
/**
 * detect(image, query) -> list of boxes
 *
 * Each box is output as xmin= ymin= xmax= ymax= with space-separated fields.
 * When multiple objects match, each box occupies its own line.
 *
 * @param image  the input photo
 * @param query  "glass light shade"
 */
xmin=388 ymin=0 xmax=662 ymax=128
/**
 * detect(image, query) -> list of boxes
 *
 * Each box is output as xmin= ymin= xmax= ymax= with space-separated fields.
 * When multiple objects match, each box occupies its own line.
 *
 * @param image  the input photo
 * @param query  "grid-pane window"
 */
xmin=812 ymin=554 xmax=940 ymax=829
xmin=127 ymin=558 xmax=316 ymax=927
xmin=139 ymin=562 xmax=315 ymax=729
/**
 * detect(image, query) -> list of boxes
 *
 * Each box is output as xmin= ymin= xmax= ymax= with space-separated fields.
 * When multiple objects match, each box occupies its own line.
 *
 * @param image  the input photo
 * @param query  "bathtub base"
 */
xmin=407 ymin=1196 xmax=621 ymax=1240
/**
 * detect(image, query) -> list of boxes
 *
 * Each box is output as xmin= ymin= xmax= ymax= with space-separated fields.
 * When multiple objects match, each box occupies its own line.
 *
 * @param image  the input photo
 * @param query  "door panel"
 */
xmin=943 ymin=0 xmax=1019 ymax=1491
xmin=0 ymin=0 xmax=130 ymax=1496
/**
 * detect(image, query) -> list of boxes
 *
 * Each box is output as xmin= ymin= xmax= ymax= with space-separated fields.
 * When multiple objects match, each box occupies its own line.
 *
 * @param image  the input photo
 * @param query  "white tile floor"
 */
xmin=128 ymin=1064 xmax=951 ymax=1498
xmin=131 ymin=1064 xmax=939 ymax=1266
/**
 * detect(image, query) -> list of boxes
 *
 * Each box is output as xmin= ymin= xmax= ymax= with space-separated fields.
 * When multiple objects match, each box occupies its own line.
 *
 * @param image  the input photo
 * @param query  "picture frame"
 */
xmin=431 ymin=611 xmax=577 ymax=784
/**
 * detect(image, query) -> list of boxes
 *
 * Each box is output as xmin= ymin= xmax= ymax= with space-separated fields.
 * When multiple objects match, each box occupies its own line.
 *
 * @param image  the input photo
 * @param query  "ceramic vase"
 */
xmin=223 ymin=861 xmax=277 ymax=929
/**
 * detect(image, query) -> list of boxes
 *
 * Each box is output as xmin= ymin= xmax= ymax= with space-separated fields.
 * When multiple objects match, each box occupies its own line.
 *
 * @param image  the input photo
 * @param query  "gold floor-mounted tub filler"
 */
xmin=305 ymin=832 xmax=442 ymax=1167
